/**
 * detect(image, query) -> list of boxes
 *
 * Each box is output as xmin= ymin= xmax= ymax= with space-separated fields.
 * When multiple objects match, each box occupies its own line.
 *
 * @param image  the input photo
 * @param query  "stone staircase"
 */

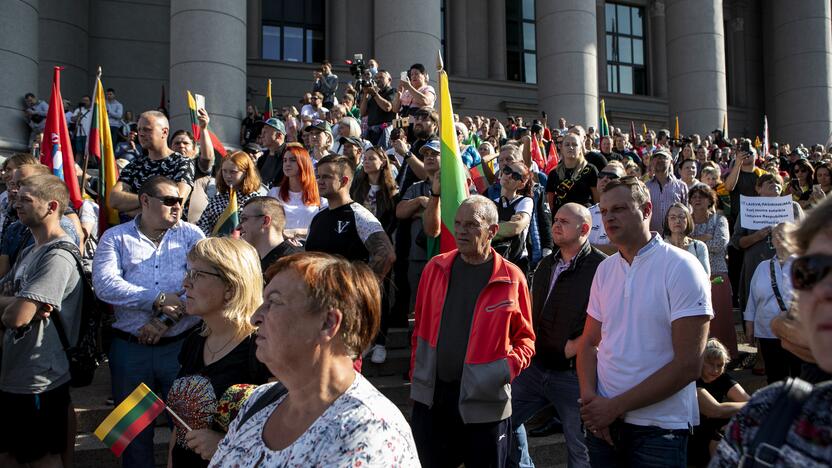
xmin=72 ymin=327 xmax=765 ymax=467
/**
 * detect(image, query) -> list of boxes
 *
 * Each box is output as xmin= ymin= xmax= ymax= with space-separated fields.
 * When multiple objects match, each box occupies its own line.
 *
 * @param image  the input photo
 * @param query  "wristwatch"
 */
xmin=155 ymin=291 xmax=166 ymax=311
xmin=403 ymin=151 xmax=413 ymax=160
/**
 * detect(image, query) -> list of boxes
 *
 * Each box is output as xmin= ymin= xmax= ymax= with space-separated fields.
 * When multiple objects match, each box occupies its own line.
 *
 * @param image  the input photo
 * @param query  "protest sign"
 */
xmin=740 ymin=195 xmax=794 ymax=230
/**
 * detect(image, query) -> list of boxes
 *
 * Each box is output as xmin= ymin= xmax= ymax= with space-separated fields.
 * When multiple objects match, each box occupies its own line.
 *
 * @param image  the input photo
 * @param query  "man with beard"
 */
xmin=645 ymin=150 xmax=688 ymax=233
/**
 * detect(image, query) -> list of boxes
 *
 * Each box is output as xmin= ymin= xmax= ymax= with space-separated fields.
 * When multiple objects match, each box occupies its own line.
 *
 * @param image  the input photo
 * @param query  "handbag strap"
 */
xmin=237 ymin=382 xmax=288 ymax=430
xmin=769 ymin=259 xmax=788 ymax=313
xmin=740 ymin=377 xmax=813 ymax=467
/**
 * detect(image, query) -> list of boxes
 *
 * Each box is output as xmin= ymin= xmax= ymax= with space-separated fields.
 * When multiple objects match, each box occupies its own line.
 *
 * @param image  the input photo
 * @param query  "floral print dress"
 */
xmin=209 ymin=373 xmax=419 ymax=467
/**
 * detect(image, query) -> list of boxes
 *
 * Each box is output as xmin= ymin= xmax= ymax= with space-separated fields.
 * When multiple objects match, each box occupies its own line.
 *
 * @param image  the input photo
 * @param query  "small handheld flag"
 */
xmin=599 ymin=100 xmax=610 ymax=137
xmin=530 ymin=134 xmax=546 ymax=169
xmin=94 ymin=383 xmax=173 ymax=457
xmin=674 ymin=115 xmax=680 ymax=140
xmin=722 ymin=113 xmax=729 ymax=139
xmin=212 ymin=189 xmax=240 ymax=237
xmin=88 ymin=69 xmax=119 ymax=235
xmin=187 ymin=91 xmax=227 ymax=158
xmin=264 ymin=79 xmax=274 ymax=120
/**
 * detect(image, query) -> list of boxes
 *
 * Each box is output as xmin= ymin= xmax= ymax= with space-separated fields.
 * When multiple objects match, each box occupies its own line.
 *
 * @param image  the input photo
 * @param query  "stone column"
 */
xmin=536 ymin=0 xmax=598 ymax=126
xmin=596 ymin=0 xmax=607 ymax=93
xmin=38 ymin=0 xmax=88 ymax=102
xmin=0 ymin=0 xmax=39 ymax=151
xmin=666 ymin=0 xmax=727 ymax=135
xmin=487 ymin=0 xmax=506 ymax=80
xmin=170 ymin=0 xmax=246 ymax=148
xmin=329 ymin=0 xmax=347 ymax=63
xmin=650 ymin=0 xmax=668 ymax=98
xmin=374 ymin=0 xmax=441 ymax=84
xmin=769 ymin=0 xmax=832 ymax=145
xmin=246 ymin=0 xmax=261 ymax=59
xmin=449 ymin=0 xmax=468 ymax=76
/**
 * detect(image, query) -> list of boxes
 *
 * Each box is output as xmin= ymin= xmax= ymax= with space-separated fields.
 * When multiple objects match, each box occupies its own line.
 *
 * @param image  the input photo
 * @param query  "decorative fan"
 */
xmin=167 ymin=375 xmax=217 ymax=446
xmin=216 ymin=384 xmax=259 ymax=432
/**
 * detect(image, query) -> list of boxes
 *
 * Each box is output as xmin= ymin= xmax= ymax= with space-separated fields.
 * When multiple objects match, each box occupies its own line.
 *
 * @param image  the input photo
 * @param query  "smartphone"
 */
xmin=195 ymin=93 xmax=206 ymax=112
xmin=541 ymin=111 xmax=547 ymax=119
xmin=400 ymin=71 xmax=409 ymax=82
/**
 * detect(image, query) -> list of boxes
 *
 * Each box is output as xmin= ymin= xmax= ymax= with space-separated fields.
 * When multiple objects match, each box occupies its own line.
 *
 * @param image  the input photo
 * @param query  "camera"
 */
xmin=347 ymin=53 xmax=373 ymax=89
xmin=739 ymin=139 xmax=752 ymax=153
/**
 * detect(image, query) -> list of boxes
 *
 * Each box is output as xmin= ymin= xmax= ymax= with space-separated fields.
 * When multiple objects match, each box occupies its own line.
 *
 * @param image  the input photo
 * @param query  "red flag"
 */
xmin=544 ymin=139 xmax=559 ymax=174
xmin=41 ymin=67 xmax=83 ymax=210
xmin=530 ymin=134 xmax=546 ymax=169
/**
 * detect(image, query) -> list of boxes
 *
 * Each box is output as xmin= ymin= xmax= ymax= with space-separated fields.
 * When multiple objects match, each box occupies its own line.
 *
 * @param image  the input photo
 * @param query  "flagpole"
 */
xmin=165 ymin=406 xmax=193 ymax=432
xmin=80 ymin=66 xmax=102 ymax=199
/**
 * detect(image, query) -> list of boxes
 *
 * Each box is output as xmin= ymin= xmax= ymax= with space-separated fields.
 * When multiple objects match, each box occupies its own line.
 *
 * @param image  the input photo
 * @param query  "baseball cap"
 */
xmin=339 ymin=136 xmax=363 ymax=147
xmin=264 ymin=118 xmax=286 ymax=135
xmin=243 ymin=142 xmax=263 ymax=153
xmin=420 ymin=139 xmax=441 ymax=154
xmin=303 ymin=120 xmax=332 ymax=134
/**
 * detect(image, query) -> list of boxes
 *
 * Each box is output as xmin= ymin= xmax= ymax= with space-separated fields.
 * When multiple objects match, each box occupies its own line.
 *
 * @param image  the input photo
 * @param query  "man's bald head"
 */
xmin=552 ymin=202 xmax=592 ymax=248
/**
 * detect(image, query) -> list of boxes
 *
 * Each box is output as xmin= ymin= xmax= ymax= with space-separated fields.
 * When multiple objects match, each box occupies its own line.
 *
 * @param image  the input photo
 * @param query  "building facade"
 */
xmin=1 ymin=0 xmax=831 ymax=153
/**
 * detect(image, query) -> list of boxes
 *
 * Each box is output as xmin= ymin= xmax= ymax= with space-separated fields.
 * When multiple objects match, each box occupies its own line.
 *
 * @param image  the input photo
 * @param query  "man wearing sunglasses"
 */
xmin=93 ymin=176 xmax=204 ymax=468
xmin=587 ymin=162 xmax=626 ymax=255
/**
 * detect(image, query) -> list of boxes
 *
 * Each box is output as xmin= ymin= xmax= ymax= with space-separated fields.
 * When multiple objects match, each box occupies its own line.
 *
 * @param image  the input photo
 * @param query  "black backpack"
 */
xmin=42 ymin=241 xmax=104 ymax=387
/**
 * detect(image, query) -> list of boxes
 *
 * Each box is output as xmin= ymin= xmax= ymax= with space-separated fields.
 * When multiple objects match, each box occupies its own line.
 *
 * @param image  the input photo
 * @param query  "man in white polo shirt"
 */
xmin=576 ymin=176 xmax=712 ymax=467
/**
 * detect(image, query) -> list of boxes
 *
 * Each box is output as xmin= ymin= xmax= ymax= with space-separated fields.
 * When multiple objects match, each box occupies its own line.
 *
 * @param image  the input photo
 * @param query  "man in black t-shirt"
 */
xmin=256 ymin=118 xmax=287 ymax=189
xmin=360 ymin=70 xmax=397 ymax=148
xmin=305 ymin=154 xmax=395 ymax=277
xmin=238 ymin=196 xmax=302 ymax=275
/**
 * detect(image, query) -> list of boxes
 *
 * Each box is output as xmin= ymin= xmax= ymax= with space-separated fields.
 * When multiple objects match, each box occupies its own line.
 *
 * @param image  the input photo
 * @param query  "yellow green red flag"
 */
xmin=674 ymin=115 xmax=680 ymax=140
xmin=88 ymin=72 xmax=119 ymax=235
xmin=599 ymin=100 xmax=610 ymax=137
xmin=94 ymin=383 xmax=166 ymax=457
xmin=212 ymin=188 xmax=239 ymax=237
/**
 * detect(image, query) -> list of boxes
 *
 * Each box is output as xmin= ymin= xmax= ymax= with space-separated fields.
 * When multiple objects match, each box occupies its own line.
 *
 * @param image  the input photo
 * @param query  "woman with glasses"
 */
xmin=492 ymin=161 xmax=534 ymax=273
xmin=710 ymin=202 xmax=832 ymax=465
xmin=691 ymin=185 xmax=738 ymax=359
xmin=663 ymin=202 xmax=710 ymax=274
xmin=166 ymin=238 xmax=270 ymax=467
xmin=210 ymin=253 xmax=418 ymax=467
xmin=788 ymin=159 xmax=815 ymax=209
xmin=266 ymin=144 xmax=324 ymax=239
xmin=196 ymin=151 xmax=266 ymax=237
xmin=545 ymin=132 xmax=599 ymax=214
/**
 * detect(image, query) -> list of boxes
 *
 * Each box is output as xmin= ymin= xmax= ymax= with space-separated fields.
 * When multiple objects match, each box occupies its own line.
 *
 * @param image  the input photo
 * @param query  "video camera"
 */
xmin=346 ymin=53 xmax=373 ymax=90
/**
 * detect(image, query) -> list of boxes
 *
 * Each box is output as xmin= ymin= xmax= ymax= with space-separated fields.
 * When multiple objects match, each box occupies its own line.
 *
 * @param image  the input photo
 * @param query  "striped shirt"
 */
xmin=646 ymin=175 xmax=688 ymax=232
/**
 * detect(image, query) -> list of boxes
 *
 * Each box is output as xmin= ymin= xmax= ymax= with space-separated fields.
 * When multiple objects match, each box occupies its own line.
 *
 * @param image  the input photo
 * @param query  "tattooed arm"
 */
xmin=364 ymin=231 xmax=396 ymax=278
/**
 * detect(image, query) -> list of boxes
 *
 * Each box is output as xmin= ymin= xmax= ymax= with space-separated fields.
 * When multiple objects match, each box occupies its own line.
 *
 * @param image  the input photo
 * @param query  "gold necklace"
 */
xmin=204 ymin=333 xmax=237 ymax=360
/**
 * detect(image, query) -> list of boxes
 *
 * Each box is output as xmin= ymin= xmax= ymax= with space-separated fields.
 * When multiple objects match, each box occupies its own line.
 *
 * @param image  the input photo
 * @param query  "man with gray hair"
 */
xmin=110 ymin=110 xmax=195 ymax=218
xmin=410 ymin=194 xmax=535 ymax=467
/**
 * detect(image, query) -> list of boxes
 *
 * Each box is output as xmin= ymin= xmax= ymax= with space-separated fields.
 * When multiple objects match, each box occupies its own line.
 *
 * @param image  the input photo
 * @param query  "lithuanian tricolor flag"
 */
xmin=88 ymin=71 xmax=119 ymax=236
xmin=264 ymin=79 xmax=273 ymax=120
xmin=95 ymin=383 xmax=165 ymax=457
xmin=427 ymin=55 xmax=470 ymax=257
xmin=599 ymin=99 xmax=610 ymax=137
xmin=187 ymin=91 xmax=227 ymax=157
xmin=212 ymin=188 xmax=239 ymax=237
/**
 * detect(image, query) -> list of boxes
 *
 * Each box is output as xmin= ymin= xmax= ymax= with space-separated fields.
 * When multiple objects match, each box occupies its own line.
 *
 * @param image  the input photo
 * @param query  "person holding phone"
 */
xmin=393 ymin=63 xmax=436 ymax=118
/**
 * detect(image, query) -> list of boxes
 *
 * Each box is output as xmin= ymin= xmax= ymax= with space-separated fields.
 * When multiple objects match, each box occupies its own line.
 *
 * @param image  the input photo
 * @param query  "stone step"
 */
xmin=372 ymin=374 xmax=412 ymax=406
xmin=74 ymin=427 xmax=170 ymax=468
xmin=382 ymin=326 xmax=410 ymax=350
xmin=361 ymin=347 xmax=411 ymax=378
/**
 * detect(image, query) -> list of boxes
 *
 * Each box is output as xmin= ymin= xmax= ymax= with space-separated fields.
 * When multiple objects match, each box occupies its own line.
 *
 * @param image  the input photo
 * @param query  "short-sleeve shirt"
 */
xmin=118 ymin=152 xmax=195 ymax=193
xmin=545 ymin=164 xmax=598 ymax=212
xmin=402 ymin=181 xmax=432 ymax=263
xmin=366 ymin=86 xmax=397 ymax=126
xmin=0 ymin=236 xmax=82 ymax=393
xmin=305 ymin=202 xmax=384 ymax=263
xmin=587 ymin=234 xmax=713 ymax=429
xmin=588 ymin=203 xmax=610 ymax=247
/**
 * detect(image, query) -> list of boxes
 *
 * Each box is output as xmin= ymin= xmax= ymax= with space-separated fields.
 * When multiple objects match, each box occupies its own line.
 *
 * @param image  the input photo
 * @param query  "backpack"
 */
xmin=42 ymin=241 xmax=104 ymax=387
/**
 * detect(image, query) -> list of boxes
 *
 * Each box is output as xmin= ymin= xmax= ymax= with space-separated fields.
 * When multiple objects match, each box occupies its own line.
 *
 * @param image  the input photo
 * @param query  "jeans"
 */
xmin=509 ymin=362 xmax=589 ymax=468
xmin=585 ymin=421 xmax=689 ymax=468
xmin=109 ymin=336 xmax=185 ymax=468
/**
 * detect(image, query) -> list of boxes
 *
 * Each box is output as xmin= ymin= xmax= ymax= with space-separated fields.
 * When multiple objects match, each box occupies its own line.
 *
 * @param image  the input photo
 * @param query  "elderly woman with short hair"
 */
xmin=209 ymin=253 xmax=418 ymax=467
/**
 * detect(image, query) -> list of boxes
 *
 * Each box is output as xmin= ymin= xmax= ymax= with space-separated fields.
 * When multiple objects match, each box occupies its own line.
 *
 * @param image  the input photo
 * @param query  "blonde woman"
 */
xmin=545 ymin=132 xmax=599 ymax=212
xmin=167 ymin=238 xmax=270 ymax=467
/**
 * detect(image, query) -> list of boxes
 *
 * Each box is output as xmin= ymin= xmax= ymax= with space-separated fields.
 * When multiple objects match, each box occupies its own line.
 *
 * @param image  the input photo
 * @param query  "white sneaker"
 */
xmin=370 ymin=345 xmax=387 ymax=364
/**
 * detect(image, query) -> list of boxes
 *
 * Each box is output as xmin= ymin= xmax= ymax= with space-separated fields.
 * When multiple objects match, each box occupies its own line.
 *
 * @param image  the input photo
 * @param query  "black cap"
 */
xmin=243 ymin=142 xmax=263 ymax=153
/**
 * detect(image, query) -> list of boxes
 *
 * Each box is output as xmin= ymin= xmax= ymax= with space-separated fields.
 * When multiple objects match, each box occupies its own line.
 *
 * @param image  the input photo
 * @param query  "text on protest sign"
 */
xmin=740 ymin=195 xmax=794 ymax=230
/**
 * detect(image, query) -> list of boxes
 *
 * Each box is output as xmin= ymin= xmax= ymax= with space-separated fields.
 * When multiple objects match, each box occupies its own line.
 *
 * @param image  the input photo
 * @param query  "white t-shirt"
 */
xmin=587 ymin=234 xmax=713 ymax=429
xmin=266 ymin=189 xmax=327 ymax=230
xmin=588 ymin=203 xmax=610 ymax=246
xmin=743 ymin=258 xmax=792 ymax=339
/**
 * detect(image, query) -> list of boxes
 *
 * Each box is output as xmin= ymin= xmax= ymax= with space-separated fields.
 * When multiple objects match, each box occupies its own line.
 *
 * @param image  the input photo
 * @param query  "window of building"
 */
xmin=506 ymin=0 xmax=537 ymax=84
xmin=605 ymin=3 xmax=646 ymax=95
xmin=261 ymin=0 xmax=325 ymax=63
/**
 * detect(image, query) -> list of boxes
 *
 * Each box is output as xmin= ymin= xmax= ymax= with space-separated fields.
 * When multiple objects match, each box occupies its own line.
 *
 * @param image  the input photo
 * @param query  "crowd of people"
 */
xmin=4 ymin=57 xmax=832 ymax=468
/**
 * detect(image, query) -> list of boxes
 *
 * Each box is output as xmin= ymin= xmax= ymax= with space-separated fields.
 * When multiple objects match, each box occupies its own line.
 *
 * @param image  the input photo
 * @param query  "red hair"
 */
xmin=278 ymin=145 xmax=320 ymax=206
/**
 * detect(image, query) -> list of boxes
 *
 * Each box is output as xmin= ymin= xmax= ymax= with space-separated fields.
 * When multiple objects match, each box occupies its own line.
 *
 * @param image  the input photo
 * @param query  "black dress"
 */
xmin=170 ymin=331 xmax=270 ymax=468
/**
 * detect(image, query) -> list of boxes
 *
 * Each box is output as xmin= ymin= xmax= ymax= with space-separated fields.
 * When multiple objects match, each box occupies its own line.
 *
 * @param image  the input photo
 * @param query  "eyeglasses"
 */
xmin=184 ymin=268 xmax=224 ymax=283
xmin=598 ymin=171 xmax=620 ymax=180
xmin=150 ymin=195 xmax=184 ymax=207
xmin=501 ymin=166 xmax=524 ymax=181
xmin=239 ymin=214 xmax=264 ymax=224
xmin=791 ymin=254 xmax=832 ymax=291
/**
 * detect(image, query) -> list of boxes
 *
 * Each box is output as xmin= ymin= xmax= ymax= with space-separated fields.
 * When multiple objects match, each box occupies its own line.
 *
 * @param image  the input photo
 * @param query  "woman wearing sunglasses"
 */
xmin=710 ymin=196 xmax=832 ymax=467
xmin=196 ymin=151 xmax=267 ymax=237
xmin=492 ymin=161 xmax=534 ymax=273
xmin=167 ymin=238 xmax=270 ymax=466
xmin=787 ymin=159 xmax=815 ymax=210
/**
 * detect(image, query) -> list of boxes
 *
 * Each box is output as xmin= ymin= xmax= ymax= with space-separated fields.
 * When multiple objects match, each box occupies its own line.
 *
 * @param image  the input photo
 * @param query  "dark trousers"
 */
xmin=585 ymin=421 xmax=689 ymax=468
xmin=758 ymin=338 xmax=804 ymax=384
xmin=727 ymin=244 xmax=743 ymax=307
xmin=411 ymin=381 xmax=511 ymax=468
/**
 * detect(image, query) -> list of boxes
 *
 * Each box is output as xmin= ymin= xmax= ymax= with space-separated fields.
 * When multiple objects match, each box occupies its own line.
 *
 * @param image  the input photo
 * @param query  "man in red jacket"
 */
xmin=409 ymin=194 xmax=536 ymax=467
